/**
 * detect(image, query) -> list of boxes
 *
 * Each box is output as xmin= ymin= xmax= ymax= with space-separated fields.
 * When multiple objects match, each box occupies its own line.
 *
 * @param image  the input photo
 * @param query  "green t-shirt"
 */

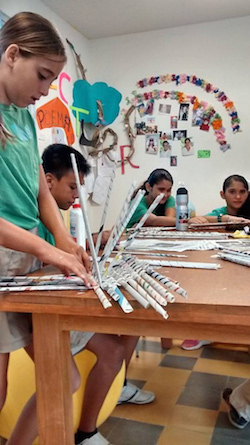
xmin=127 ymin=195 xmax=175 ymax=228
xmin=206 ymin=206 xmax=228 ymax=217
xmin=0 ymin=104 xmax=41 ymax=230
xmin=38 ymin=220 xmax=56 ymax=246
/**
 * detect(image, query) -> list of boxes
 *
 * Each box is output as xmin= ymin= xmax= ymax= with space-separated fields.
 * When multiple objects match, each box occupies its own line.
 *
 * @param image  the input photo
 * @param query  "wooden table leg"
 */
xmin=161 ymin=337 xmax=173 ymax=349
xmin=32 ymin=313 xmax=73 ymax=445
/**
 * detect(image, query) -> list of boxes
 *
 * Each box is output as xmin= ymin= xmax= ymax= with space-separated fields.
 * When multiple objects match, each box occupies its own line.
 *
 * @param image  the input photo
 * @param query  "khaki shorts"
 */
xmin=0 ymin=228 xmax=94 ymax=354
xmin=0 ymin=228 xmax=41 ymax=353
xmin=70 ymin=331 xmax=95 ymax=356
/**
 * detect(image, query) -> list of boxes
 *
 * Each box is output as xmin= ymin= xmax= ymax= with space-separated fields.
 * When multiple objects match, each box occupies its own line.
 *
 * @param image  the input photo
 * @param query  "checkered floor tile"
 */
xmin=99 ymin=338 xmax=250 ymax=444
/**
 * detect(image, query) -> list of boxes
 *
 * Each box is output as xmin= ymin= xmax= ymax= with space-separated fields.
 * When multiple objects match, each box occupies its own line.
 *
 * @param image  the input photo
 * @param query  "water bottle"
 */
xmin=176 ymin=185 xmax=189 ymax=231
xmin=70 ymin=203 xmax=86 ymax=249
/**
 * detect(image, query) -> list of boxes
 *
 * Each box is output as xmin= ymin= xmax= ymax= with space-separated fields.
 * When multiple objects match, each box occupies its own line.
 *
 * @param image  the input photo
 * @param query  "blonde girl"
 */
xmin=0 ymin=12 xmax=94 ymax=444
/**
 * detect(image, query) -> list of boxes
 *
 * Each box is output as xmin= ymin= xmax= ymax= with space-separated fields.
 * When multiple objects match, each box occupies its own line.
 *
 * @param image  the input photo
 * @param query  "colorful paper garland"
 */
xmin=135 ymin=73 xmax=241 ymax=133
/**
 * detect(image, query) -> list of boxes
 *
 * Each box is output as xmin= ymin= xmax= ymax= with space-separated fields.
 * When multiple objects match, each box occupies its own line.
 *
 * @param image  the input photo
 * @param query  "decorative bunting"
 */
xmin=135 ymin=73 xmax=241 ymax=134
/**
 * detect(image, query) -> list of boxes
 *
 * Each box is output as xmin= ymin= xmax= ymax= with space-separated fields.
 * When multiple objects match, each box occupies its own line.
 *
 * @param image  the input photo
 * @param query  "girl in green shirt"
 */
xmin=183 ymin=174 xmax=250 ymax=352
xmin=127 ymin=168 xmax=176 ymax=228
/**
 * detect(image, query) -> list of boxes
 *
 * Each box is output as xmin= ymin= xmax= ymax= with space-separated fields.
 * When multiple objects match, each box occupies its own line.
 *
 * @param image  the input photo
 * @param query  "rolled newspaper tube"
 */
xmin=118 ymin=180 xmax=138 ymax=220
xmin=143 ymin=259 xmax=220 ymax=270
xmin=140 ymin=271 xmax=175 ymax=303
xmin=99 ymin=180 xmax=137 ymax=261
xmin=125 ymin=193 xmax=164 ymax=247
xmin=124 ymin=257 xmax=175 ymax=302
xmin=119 ymin=251 xmax=188 ymax=258
xmin=70 ymin=153 xmax=102 ymax=287
xmin=113 ymin=286 xmax=134 ymax=313
xmin=147 ymin=268 xmax=187 ymax=299
xmin=134 ymin=275 xmax=168 ymax=306
xmin=94 ymin=286 xmax=112 ymax=309
xmin=95 ymin=167 xmax=116 ymax=255
xmin=219 ymin=252 xmax=250 ymax=268
xmin=121 ymin=280 xmax=149 ymax=309
xmin=128 ymin=278 xmax=168 ymax=320
xmin=128 ymin=278 xmax=152 ymax=303
xmin=0 ymin=285 xmax=89 ymax=292
xmin=104 ymin=285 xmax=134 ymax=313
xmin=103 ymin=283 xmax=119 ymax=301
xmin=99 ymin=189 xmax=145 ymax=273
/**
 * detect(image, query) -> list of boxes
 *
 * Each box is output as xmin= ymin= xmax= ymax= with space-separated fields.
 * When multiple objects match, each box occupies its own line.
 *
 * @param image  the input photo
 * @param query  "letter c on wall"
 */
xmin=59 ymin=72 xmax=71 ymax=105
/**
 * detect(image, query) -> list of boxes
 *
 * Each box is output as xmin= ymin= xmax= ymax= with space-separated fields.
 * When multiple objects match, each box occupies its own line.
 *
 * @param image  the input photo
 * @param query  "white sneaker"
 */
xmin=181 ymin=339 xmax=212 ymax=350
xmin=78 ymin=432 xmax=110 ymax=444
xmin=117 ymin=381 xmax=155 ymax=405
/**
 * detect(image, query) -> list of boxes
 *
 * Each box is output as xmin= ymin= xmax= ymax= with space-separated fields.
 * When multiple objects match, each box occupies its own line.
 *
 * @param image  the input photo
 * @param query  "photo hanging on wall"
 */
xmin=181 ymin=137 xmax=194 ymax=156
xmin=159 ymin=131 xmax=172 ymax=141
xmin=170 ymin=116 xmax=178 ymax=129
xmin=173 ymin=130 xmax=187 ymax=141
xmin=145 ymin=134 xmax=159 ymax=155
xmin=170 ymin=155 xmax=177 ymax=167
xmin=160 ymin=139 xmax=171 ymax=158
xmin=158 ymin=103 xmax=171 ymax=114
xmin=178 ymin=103 xmax=189 ymax=121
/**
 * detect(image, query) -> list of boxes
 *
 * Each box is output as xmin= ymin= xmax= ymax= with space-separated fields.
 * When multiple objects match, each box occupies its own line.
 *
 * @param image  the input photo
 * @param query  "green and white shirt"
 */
xmin=0 ymin=103 xmax=41 ymax=230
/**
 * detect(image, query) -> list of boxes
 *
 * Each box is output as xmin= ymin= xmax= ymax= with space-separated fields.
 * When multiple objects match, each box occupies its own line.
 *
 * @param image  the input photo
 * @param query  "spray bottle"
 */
xmin=70 ymin=203 xmax=86 ymax=249
xmin=176 ymin=184 xmax=189 ymax=231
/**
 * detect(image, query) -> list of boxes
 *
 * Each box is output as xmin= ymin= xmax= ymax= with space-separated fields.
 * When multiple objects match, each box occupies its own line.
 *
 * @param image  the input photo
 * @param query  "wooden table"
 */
xmin=0 ymin=250 xmax=250 ymax=444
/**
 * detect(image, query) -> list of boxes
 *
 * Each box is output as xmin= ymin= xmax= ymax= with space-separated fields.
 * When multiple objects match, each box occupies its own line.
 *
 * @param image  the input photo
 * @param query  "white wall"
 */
xmin=89 ymin=16 xmax=250 ymax=230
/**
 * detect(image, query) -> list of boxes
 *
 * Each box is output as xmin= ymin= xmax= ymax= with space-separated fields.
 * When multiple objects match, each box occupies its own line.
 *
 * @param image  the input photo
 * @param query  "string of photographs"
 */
xmin=135 ymin=73 xmax=240 ymax=134
xmin=121 ymin=72 xmax=242 ymax=168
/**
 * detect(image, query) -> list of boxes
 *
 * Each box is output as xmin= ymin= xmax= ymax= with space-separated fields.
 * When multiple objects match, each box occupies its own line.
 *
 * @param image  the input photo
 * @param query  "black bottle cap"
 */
xmin=177 ymin=187 xmax=188 ymax=195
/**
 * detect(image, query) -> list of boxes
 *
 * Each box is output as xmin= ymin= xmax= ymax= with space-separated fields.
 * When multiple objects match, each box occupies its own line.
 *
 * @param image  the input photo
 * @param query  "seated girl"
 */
xmin=127 ymin=168 xmax=176 ymax=228
xmin=189 ymin=174 xmax=250 ymax=226
xmin=183 ymin=174 xmax=250 ymax=351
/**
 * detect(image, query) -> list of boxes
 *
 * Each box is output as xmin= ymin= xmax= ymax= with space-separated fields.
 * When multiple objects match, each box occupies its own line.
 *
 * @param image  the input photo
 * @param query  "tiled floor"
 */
xmin=99 ymin=338 xmax=250 ymax=444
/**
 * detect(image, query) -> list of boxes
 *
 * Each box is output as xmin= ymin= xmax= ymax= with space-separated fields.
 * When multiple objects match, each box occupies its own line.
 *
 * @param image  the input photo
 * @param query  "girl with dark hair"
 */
xmin=183 ymin=174 xmax=250 ymax=352
xmin=189 ymin=174 xmax=250 ymax=225
xmin=127 ymin=168 xmax=176 ymax=228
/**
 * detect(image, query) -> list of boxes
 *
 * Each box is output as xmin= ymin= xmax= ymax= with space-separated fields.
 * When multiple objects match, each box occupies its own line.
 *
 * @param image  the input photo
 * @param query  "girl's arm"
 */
xmin=143 ymin=212 xmax=176 ymax=227
xmin=134 ymin=203 xmax=176 ymax=227
xmin=189 ymin=215 xmax=250 ymax=224
xmin=37 ymin=166 xmax=91 ymax=272
xmin=0 ymin=218 xmax=93 ymax=285
xmin=165 ymin=206 xmax=175 ymax=218
xmin=188 ymin=216 xmax=210 ymax=224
